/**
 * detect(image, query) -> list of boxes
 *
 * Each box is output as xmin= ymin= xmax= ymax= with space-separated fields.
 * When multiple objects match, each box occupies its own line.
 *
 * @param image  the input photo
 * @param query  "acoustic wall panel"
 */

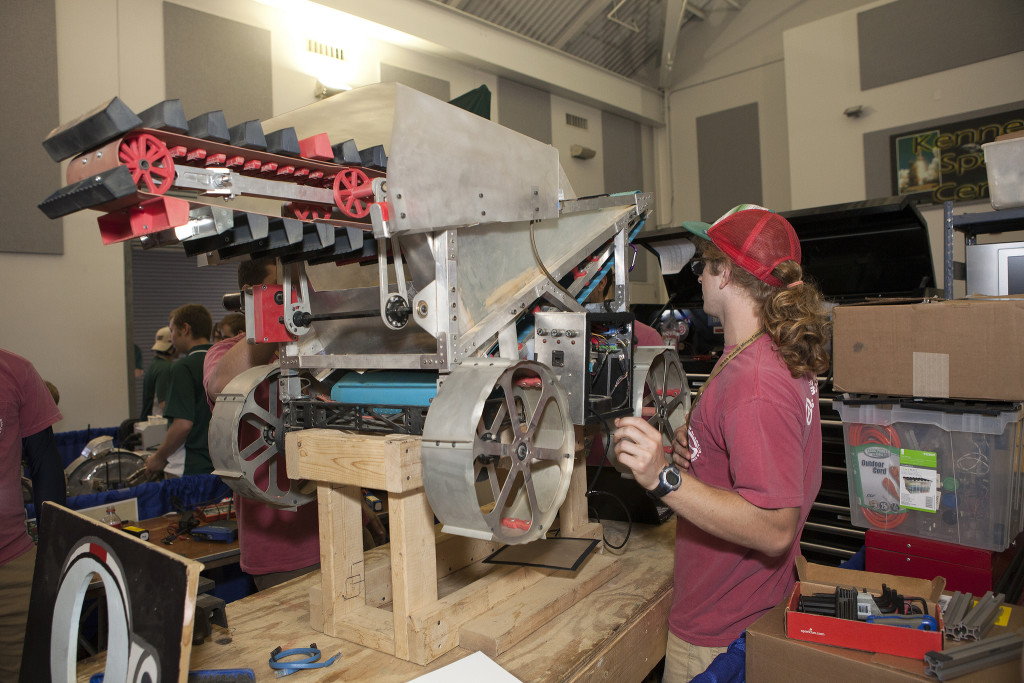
xmin=380 ymin=63 xmax=450 ymax=102
xmin=1 ymin=0 xmax=62 ymax=253
xmin=858 ymin=0 xmax=1024 ymax=91
xmin=696 ymin=103 xmax=762 ymax=222
xmin=129 ymin=246 xmax=240 ymax=418
xmin=602 ymin=110 xmax=643 ymax=195
xmin=498 ymin=77 xmax=552 ymax=144
xmin=163 ymin=3 xmax=272 ymax=128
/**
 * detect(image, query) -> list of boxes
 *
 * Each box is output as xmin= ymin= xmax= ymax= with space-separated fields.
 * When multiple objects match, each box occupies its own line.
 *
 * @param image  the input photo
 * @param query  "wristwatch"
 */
xmin=648 ymin=465 xmax=682 ymax=499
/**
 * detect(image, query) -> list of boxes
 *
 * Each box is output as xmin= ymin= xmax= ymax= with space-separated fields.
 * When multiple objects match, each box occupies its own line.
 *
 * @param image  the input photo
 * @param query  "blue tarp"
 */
xmin=27 ymin=473 xmax=230 ymax=521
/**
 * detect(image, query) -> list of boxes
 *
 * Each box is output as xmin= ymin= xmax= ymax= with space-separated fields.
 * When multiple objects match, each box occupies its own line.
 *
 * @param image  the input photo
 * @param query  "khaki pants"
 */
xmin=0 ymin=547 xmax=36 ymax=680
xmin=662 ymin=630 xmax=727 ymax=683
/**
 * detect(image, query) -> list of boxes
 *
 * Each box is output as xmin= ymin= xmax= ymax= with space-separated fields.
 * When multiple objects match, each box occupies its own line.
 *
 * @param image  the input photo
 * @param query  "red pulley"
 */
xmin=332 ymin=167 xmax=374 ymax=219
xmin=286 ymin=203 xmax=331 ymax=221
xmin=118 ymin=132 xmax=175 ymax=195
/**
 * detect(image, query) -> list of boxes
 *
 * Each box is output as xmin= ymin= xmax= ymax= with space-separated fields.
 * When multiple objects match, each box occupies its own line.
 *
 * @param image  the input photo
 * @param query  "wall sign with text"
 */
xmin=891 ymin=109 xmax=1024 ymax=205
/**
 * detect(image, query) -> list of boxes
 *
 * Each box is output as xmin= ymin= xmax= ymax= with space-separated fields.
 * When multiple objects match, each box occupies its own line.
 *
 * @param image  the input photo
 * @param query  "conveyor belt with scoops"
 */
xmin=39 ymin=96 xmax=384 ymax=265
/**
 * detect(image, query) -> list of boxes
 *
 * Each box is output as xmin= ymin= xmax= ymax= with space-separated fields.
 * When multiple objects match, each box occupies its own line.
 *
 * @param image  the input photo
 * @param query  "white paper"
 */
xmin=649 ymin=238 xmax=696 ymax=275
xmin=409 ymin=651 xmax=523 ymax=683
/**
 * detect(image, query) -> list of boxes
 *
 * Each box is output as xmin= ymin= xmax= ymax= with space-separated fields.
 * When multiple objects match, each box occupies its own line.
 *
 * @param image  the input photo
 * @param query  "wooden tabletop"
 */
xmin=78 ymin=519 xmax=676 ymax=682
xmin=133 ymin=513 xmax=240 ymax=569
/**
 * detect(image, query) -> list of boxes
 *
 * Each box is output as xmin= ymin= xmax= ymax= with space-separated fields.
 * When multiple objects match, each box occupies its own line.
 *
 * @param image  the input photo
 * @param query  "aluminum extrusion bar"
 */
xmin=924 ymin=632 xmax=1024 ymax=680
xmin=173 ymin=165 xmax=336 ymax=204
xmin=959 ymin=591 xmax=1005 ymax=640
xmin=943 ymin=591 xmax=974 ymax=638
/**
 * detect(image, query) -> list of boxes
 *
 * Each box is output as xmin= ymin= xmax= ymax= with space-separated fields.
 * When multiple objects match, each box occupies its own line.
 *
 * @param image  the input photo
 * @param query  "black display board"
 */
xmin=21 ymin=503 xmax=200 ymax=683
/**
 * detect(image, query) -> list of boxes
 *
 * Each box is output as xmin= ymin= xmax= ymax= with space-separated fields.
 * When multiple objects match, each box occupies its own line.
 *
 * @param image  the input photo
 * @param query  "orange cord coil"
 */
xmin=849 ymin=423 xmax=907 ymax=529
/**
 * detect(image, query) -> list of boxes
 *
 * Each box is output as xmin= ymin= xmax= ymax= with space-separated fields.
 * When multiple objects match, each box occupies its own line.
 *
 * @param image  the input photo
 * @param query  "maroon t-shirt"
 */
xmin=0 ymin=350 xmax=62 ymax=566
xmin=671 ymin=334 xmax=821 ymax=646
xmin=204 ymin=336 xmax=319 ymax=575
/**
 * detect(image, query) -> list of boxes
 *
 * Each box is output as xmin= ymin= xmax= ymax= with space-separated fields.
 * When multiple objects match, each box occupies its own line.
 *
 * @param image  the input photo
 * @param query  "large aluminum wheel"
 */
xmin=632 ymin=346 xmax=689 ymax=467
xmin=422 ymin=359 xmax=574 ymax=545
xmin=209 ymin=364 xmax=315 ymax=508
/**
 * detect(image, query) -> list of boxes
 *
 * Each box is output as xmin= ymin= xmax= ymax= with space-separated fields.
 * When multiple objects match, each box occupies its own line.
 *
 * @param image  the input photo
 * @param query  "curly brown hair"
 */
xmin=699 ymin=241 xmax=832 ymax=377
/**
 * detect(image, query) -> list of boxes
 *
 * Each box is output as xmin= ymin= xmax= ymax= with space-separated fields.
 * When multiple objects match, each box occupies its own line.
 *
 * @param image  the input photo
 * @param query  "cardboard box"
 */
xmin=785 ymin=558 xmax=944 ymax=660
xmin=746 ymin=558 xmax=1024 ymax=682
xmin=832 ymin=299 xmax=1024 ymax=402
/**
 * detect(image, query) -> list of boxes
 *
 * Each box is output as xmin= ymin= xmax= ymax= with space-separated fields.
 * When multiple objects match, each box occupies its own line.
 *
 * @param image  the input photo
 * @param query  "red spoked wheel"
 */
xmin=332 ymin=167 xmax=374 ymax=219
xmin=118 ymin=132 xmax=175 ymax=195
xmin=286 ymin=203 xmax=332 ymax=221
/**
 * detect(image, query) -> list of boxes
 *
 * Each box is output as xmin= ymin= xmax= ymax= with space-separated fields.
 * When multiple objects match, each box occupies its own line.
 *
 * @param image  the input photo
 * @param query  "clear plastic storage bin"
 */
xmin=834 ymin=398 xmax=1024 ymax=552
xmin=983 ymin=136 xmax=1024 ymax=210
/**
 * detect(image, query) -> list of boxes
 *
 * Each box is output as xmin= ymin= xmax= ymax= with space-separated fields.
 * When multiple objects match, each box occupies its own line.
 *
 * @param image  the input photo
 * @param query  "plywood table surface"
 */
xmin=77 ymin=520 xmax=675 ymax=682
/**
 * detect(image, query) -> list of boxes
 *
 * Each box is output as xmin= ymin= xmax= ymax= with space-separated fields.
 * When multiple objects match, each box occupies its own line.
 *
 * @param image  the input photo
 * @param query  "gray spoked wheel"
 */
xmin=632 ymin=347 xmax=689 ymax=466
xmin=422 ymin=359 xmax=574 ymax=545
xmin=209 ymin=364 xmax=315 ymax=508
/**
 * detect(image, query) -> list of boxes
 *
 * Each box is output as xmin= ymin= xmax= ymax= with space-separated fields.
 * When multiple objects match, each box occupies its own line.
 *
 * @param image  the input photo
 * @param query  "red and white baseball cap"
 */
xmin=682 ymin=204 xmax=801 ymax=287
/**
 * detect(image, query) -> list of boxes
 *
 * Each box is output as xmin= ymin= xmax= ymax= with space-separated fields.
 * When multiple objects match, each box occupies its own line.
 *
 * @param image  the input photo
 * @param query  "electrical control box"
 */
xmin=534 ymin=311 xmax=634 ymax=425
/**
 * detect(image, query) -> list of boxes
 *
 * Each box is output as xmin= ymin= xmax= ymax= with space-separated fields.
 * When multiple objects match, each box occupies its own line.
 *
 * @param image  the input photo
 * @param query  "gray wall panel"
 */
xmin=380 ymin=63 xmax=450 ymax=101
xmin=129 ymin=247 xmax=240 ymax=417
xmin=858 ymin=0 xmax=1024 ymax=91
xmin=696 ymin=103 xmax=762 ymax=222
xmin=863 ymin=100 xmax=1024 ymax=200
xmin=498 ymin=77 xmax=552 ymax=144
xmin=602 ymin=110 xmax=643 ymax=195
xmin=1 ymin=0 xmax=62 ymax=254
xmin=164 ymin=3 xmax=272 ymax=128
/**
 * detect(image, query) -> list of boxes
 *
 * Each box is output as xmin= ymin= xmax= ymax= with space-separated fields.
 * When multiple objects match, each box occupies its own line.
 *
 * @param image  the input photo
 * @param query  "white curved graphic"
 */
xmin=51 ymin=537 xmax=160 ymax=683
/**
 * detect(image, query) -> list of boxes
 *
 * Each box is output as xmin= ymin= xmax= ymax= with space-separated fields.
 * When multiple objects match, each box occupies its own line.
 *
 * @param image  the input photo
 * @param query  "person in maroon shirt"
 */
xmin=0 ymin=349 xmax=64 ymax=679
xmin=613 ymin=206 xmax=831 ymax=682
xmin=204 ymin=259 xmax=384 ymax=590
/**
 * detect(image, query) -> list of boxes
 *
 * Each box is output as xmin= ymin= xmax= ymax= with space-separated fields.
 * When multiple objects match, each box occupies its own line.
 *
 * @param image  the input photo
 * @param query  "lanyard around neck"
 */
xmin=683 ymin=329 xmax=765 ymax=433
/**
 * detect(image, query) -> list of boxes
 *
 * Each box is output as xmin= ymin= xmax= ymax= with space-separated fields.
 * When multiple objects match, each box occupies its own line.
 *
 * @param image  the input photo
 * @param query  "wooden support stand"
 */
xmin=285 ymin=429 xmax=617 ymax=665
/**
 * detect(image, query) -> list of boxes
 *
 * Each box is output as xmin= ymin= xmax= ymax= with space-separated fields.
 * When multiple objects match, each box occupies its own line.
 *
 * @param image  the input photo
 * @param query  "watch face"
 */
xmin=664 ymin=467 xmax=681 ymax=487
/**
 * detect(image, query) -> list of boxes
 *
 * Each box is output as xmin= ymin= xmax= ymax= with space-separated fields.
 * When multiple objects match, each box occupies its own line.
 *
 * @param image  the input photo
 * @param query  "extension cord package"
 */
xmin=835 ymin=397 xmax=1024 ymax=552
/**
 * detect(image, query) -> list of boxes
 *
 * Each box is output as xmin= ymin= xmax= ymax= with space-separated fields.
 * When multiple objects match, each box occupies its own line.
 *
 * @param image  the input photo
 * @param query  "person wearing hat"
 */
xmin=613 ymin=205 xmax=831 ymax=681
xmin=144 ymin=304 xmax=214 ymax=477
xmin=139 ymin=326 xmax=178 ymax=419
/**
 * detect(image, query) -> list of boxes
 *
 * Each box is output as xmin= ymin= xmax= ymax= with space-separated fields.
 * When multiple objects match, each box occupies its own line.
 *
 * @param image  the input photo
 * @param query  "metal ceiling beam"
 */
xmin=659 ymin=0 xmax=687 ymax=89
xmin=312 ymin=0 xmax=665 ymax=125
xmin=686 ymin=3 xmax=707 ymax=20
xmin=552 ymin=1 xmax=612 ymax=50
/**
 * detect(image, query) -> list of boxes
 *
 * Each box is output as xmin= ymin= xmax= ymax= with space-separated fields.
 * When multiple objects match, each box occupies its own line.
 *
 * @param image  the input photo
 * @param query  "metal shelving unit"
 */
xmin=943 ymin=200 xmax=1024 ymax=298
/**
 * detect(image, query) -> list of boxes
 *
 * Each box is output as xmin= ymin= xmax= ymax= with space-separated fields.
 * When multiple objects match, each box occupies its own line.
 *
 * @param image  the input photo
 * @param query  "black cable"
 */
xmin=584 ymin=406 xmax=632 ymax=550
xmin=646 ymin=293 xmax=677 ymax=329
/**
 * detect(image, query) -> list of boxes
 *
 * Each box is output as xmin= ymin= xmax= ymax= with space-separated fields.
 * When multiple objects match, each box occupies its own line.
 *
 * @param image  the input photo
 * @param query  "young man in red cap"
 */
xmin=613 ymin=205 xmax=831 ymax=681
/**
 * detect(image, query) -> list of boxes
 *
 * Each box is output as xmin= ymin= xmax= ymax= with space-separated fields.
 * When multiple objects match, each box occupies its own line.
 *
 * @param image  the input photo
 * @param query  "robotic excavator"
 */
xmin=40 ymin=83 xmax=689 ymax=545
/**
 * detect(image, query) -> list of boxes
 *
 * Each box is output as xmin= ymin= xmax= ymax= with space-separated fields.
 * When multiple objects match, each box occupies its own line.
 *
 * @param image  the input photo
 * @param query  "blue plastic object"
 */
xmin=865 ymin=614 xmax=938 ymax=631
xmin=330 ymin=370 xmax=438 ymax=407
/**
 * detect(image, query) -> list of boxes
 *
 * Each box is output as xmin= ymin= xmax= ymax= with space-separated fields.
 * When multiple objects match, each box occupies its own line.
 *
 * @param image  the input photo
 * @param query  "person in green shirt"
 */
xmin=144 ymin=304 xmax=214 ymax=476
xmin=139 ymin=326 xmax=177 ymax=418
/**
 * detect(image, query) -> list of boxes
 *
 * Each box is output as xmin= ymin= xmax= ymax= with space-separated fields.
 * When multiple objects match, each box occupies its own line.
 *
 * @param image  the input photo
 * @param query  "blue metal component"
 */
xmin=330 ymin=371 xmax=438 ymax=407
